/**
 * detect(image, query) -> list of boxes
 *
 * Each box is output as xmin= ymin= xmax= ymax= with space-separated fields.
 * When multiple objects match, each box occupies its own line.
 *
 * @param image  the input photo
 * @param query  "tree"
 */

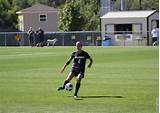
xmin=59 ymin=0 xmax=85 ymax=31
xmin=59 ymin=0 xmax=100 ymax=31
xmin=112 ymin=0 xmax=158 ymax=11
xmin=0 ymin=0 xmax=17 ymax=31
xmin=80 ymin=0 xmax=100 ymax=30
xmin=141 ymin=0 xmax=159 ymax=10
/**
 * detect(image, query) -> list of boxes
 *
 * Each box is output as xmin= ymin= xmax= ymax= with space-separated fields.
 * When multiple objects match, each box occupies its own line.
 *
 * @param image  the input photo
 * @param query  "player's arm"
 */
xmin=87 ymin=57 xmax=93 ymax=68
xmin=60 ymin=56 xmax=73 ymax=73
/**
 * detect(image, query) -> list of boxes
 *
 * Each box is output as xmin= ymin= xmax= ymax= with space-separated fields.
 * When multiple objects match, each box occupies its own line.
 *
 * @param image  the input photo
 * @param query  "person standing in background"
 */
xmin=28 ymin=27 xmax=35 ymax=47
xmin=36 ymin=27 xmax=44 ymax=47
xmin=151 ymin=27 xmax=159 ymax=46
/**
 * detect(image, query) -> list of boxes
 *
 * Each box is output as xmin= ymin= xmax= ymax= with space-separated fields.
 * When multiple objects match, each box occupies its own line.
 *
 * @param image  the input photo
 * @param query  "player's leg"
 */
xmin=57 ymin=72 xmax=74 ymax=91
xmin=31 ymin=37 xmax=34 ymax=46
xmin=152 ymin=37 xmax=157 ymax=46
xmin=29 ymin=37 xmax=32 ymax=46
xmin=62 ymin=72 xmax=74 ymax=89
xmin=74 ymin=73 xmax=83 ymax=97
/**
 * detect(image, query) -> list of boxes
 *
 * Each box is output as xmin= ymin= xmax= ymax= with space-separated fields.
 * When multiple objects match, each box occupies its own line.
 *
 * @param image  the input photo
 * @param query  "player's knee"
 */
xmin=66 ymin=73 xmax=74 ymax=81
xmin=66 ymin=77 xmax=72 ymax=81
xmin=77 ymin=79 xmax=81 ymax=83
xmin=76 ymin=77 xmax=82 ymax=83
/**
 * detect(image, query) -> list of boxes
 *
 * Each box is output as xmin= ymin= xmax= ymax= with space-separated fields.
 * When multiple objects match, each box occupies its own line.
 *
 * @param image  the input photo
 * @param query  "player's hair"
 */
xmin=76 ymin=41 xmax=82 ymax=46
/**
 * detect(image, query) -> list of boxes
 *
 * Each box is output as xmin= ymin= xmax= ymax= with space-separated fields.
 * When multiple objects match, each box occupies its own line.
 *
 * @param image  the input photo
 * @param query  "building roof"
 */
xmin=101 ymin=10 xmax=157 ymax=19
xmin=16 ymin=4 xmax=59 ymax=14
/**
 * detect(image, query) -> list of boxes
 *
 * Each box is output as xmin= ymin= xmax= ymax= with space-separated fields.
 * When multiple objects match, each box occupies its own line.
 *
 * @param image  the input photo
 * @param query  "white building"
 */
xmin=101 ymin=10 xmax=159 ymax=46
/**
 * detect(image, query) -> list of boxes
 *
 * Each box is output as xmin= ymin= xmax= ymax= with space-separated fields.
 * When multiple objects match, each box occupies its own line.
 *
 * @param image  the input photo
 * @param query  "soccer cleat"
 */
xmin=74 ymin=95 xmax=78 ymax=98
xmin=74 ymin=93 xmax=78 ymax=98
xmin=57 ymin=87 xmax=64 ymax=91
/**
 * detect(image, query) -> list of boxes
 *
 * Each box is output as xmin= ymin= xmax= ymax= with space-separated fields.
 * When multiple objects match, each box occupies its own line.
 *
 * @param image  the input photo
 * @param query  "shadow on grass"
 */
xmin=68 ymin=95 xmax=123 ymax=100
xmin=80 ymin=95 xmax=123 ymax=98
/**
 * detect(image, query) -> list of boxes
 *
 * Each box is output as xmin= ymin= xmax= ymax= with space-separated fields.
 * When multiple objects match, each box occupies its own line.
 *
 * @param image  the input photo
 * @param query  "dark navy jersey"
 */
xmin=71 ymin=50 xmax=90 ymax=71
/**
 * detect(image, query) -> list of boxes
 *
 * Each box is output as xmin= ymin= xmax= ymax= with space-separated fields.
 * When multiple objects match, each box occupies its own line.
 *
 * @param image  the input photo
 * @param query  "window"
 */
xmin=105 ymin=24 xmax=114 ymax=34
xmin=18 ymin=15 xmax=24 ymax=31
xmin=132 ymin=24 xmax=142 ymax=33
xmin=39 ymin=14 xmax=47 ymax=22
xmin=151 ymin=20 xmax=159 ymax=28
xmin=115 ymin=24 xmax=132 ymax=34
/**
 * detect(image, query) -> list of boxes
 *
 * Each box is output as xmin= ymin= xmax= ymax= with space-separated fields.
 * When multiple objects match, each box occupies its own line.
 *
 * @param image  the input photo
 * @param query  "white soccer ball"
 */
xmin=65 ymin=83 xmax=73 ymax=91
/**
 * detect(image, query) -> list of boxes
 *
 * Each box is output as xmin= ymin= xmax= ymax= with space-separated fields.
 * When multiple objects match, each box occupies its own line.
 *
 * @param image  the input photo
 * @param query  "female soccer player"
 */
xmin=57 ymin=41 xmax=93 ymax=98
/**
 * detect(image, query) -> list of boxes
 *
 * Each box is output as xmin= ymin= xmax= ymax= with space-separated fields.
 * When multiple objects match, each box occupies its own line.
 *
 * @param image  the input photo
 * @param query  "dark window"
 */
xmin=115 ymin=24 xmax=132 ymax=34
xmin=39 ymin=14 xmax=47 ymax=22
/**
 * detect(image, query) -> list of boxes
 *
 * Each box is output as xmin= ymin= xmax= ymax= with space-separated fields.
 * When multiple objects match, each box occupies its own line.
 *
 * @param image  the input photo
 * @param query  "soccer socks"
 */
xmin=74 ymin=82 xmax=80 ymax=96
xmin=62 ymin=80 xmax=69 ymax=89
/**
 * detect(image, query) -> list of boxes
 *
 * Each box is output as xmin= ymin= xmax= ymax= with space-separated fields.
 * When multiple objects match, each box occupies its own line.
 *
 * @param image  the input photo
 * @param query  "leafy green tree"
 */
xmin=128 ymin=0 xmax=159 ymax=10
xmin=58 ymin=2 xmax=72 ymax=31
xmin=59 ymin=0 xmax=85 ymax=31
xmin=59 ymin=0 xmax=100 ymax=31
xmin=141 ymin=0 xmax=159 ymax=10
xmin=113 ymin=0 xmax=159 ymax=10
xmin=0 ymin=0 xmax=16 ymax=30
xmin=79 ymin=0 xmax=100 ymax=30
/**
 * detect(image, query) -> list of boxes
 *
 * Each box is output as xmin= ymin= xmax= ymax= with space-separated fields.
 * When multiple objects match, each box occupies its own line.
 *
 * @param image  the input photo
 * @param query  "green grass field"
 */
xmin=0 ymin=46 xmax=158 ymax=113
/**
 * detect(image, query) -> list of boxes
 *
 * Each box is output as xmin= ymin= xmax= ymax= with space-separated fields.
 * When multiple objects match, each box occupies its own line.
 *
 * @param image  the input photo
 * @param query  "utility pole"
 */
xmin=120 ymin=0 xmax=124 ymax=11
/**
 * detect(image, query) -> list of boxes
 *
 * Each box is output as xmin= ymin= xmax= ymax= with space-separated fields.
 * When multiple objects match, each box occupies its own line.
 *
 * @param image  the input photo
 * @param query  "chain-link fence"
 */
xmin=0 ymin=31 xmax=101 ymax=46
xmin=0 ymin=31 xmax=153 ymax=46
xmin=103 ymin=32 xmax=148 ymax=46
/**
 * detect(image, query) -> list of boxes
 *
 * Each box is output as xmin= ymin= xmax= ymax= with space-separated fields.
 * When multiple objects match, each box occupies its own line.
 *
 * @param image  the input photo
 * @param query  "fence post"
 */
xmin=62 ymin=33 xmax=64 ymax=46
xmin=4 ymin=32 xmax=7 ymax=46
xmin=91 ymin=32 xmax=94 ymax=46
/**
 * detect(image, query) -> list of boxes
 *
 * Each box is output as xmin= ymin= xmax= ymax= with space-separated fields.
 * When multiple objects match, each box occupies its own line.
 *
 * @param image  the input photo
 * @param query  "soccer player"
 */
xmin=57 ymin=41 xmax=93 ymax=98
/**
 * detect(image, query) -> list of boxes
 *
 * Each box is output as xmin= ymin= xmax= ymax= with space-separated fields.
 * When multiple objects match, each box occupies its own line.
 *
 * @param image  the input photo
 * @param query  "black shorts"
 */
xmin=71 ymin=67 xmax=85 ymax=78
xmin=152 ymin=37 xmax=157 ymax=44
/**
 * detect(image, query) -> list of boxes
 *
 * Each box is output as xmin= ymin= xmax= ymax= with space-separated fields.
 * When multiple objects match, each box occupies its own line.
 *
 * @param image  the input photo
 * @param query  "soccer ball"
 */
xmin=65 ymin=83 xmax=73 ymax=91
